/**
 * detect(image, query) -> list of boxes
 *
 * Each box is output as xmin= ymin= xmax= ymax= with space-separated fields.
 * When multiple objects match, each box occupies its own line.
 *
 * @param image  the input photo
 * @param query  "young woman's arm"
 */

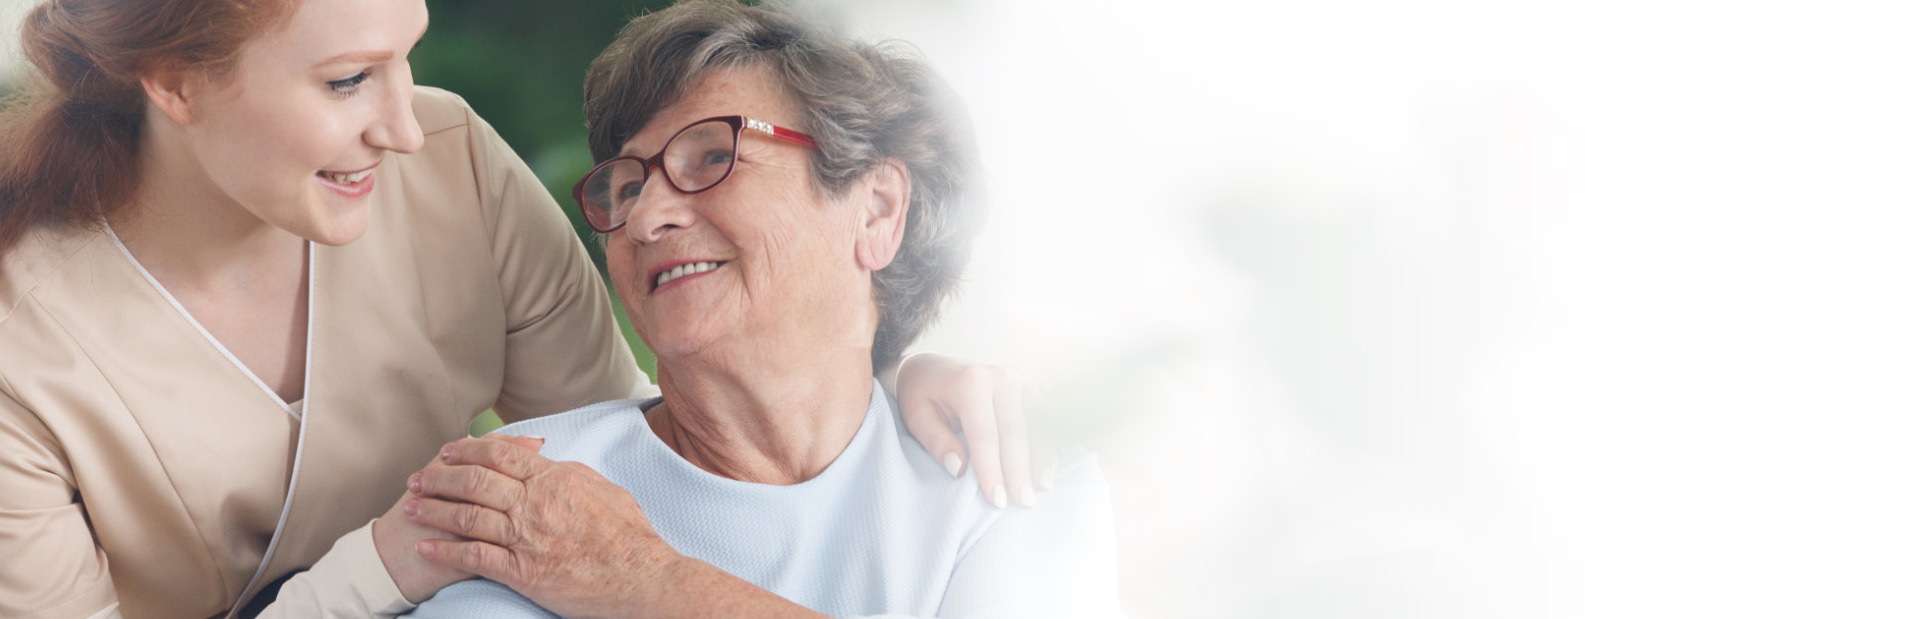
xmin=0 ymin=389 xmax=120 ymax=619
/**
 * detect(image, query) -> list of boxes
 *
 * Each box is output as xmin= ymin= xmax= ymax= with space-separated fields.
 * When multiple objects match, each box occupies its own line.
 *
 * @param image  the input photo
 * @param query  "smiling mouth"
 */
xmin=653 ymin=261 xmax=725 ymax=292
xmin=318 ymin=169 xmax=374 ymax=184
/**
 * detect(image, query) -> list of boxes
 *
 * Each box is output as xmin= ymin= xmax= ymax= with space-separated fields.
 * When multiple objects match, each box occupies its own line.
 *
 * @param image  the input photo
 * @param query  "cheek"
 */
xmin=276 ymin=110 xmax=356 ymax=167
xmin=206 ymin=103 xmax=341 ymax=186
xmin=604 ymin=235 xmax=647 ymax=298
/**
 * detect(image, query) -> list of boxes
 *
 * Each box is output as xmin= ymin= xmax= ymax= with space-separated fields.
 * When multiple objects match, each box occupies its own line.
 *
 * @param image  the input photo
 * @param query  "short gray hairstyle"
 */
xmin=584 ymin=0 xmax=982 ymax=371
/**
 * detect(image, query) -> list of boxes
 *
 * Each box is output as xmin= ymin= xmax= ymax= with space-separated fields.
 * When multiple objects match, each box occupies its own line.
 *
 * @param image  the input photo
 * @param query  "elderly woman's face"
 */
xmin=604 ymin=67 xmax=895 ymax=362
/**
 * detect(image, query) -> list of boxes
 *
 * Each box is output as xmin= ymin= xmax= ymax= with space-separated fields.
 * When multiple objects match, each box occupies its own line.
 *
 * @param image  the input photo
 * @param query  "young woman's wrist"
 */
xmin=371 ymin=505 xmax=466 ymax=603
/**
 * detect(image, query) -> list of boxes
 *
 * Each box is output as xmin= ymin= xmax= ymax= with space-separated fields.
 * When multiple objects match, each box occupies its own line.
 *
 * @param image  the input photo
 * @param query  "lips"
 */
xmin=648 ymin=260 xmax=727 ymax=293
xmin=322 ymin=169 xmax=373 ymax=184
xmin=315 ymin=161 xmax=381 ymax=198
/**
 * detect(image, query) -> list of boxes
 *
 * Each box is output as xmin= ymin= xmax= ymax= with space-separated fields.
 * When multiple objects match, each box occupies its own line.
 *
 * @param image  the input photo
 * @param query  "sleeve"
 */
xmin=915 ymin=451 xmax=1128 ymax=619
xmin=461 ymin=103 xmax=657 ymax=423
xmin=252 ymin=522 xmax=415 ymax=619
xmin=0 ymin=386 xmax=120 ymax=619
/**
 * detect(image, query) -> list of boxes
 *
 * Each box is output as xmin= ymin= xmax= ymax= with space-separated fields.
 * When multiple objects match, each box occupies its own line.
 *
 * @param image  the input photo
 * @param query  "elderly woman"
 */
xmin=391 ymin=1 xmax=1122 ymax=618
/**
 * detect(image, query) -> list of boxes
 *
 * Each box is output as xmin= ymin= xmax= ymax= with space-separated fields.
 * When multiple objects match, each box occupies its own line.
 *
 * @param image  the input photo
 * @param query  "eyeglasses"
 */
xmin=572 ymin=115 xmax=819 ymax=233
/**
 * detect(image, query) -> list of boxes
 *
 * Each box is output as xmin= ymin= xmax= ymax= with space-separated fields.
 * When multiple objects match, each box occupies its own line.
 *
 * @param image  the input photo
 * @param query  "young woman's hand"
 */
xmin=892 ymin=353 xmax=1058 ymax=508
xmin=367 ymin=435 xmax=531 ymax=602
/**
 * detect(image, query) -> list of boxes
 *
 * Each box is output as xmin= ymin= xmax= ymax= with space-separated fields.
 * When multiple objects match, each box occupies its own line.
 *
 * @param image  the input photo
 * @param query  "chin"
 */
xmin=304 ymin=208 xmax=372 ymax=246
xmin=635 ymin=320 xmax=712 ymax=362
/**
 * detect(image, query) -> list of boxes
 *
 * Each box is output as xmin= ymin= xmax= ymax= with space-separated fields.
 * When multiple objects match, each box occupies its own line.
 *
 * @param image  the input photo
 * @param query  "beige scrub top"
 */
xmin=0 ymin=87 xmax=653 ymax=619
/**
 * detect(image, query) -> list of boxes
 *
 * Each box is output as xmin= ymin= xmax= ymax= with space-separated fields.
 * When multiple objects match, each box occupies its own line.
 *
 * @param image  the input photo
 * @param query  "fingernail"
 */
xmin=407 ymin=473 xmax=421 ymax=493
xmin=524 ymin=435 xmax=546 ymax=442
xmin=942 ymin=453 xmax=963 ymax=478
xmin=1016 ymin=484 xmax=1037 ymax=508
xmin=416 ymin=541 xmax=435 ymax=557
xmin=403 ymin=499 xmax=419 ymax=516
xmin=990 ymin=485 xmax=1008 ymax=509
xmin=439 ymin=447 xmax=452 ymax=461
xmin=1039 ymin=476 xmax=1054 ymax=491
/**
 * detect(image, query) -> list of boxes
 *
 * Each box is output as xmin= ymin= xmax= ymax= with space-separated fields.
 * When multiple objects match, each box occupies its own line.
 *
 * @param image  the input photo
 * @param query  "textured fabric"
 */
xmin=406 ymin=381 xmax=1125 ymax=619
xmin=0 ymin=86 xmax=652 ymax=619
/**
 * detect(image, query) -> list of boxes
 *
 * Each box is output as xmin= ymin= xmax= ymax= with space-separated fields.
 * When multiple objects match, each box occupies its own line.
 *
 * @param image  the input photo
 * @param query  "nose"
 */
xmin=622 ymin=168 xmax=699 ymax=244
xmin=365 ymin=63 xmax=425 ymax=154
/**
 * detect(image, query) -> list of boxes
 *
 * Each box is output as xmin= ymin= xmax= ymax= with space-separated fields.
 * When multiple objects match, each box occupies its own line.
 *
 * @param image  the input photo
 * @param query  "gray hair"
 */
xmin=584 ymin=0 xmax=982 ymax=371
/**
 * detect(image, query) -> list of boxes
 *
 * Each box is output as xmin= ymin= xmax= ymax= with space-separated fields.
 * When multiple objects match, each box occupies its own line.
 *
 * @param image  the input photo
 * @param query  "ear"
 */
xmin=853 ymin=159 xmax=912 ymax=272
xmin=139 ymin=70 xmax=198 ymax=125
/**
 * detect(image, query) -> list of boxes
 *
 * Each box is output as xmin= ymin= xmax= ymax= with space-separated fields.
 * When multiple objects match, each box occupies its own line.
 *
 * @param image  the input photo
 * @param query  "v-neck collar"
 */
xmin=102 ymin=222 xmax=312 ymax=421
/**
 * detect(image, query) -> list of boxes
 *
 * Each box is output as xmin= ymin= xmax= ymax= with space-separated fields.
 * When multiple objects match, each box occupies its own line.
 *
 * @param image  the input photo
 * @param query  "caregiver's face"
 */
xmin=176 ymin=0 xmax=428 ymax=245
xmin=605 ymin=67 xmax=863 ymax=359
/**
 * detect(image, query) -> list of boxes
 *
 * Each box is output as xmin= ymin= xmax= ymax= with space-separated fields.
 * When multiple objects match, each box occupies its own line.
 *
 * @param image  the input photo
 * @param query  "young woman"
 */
xmin=0 ymin=0 xmax=1041 ymax=617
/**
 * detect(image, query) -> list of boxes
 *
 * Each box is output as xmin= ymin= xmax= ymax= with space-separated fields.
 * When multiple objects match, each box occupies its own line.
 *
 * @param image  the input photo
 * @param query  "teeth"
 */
xmin=655 ymin=261 xmax=721 ymax=290
xmin=324 ymin=169 xmax=373 ymax=184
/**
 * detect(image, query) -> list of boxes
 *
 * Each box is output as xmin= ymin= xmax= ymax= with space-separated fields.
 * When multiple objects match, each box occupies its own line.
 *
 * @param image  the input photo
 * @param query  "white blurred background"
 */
xmin=820 ymin=0 xmax=1921 ymax=617
xmin=7 ymin=0 xmax=1916 ymax=616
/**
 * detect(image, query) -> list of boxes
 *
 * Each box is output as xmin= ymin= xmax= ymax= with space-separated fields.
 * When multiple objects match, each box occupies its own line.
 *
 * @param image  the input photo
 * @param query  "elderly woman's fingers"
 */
xmin=987 ymin=366 xmax=1036 ymax=507
xmin=417 ymin=538 xmax=522 ymax=585
xmin=406 ymin=496 xmax=519 ymax=546
xmin=439 ymin=437 xmax=547 ymax=480
xmin=484 ymin=433 xmax=546 ymax=453
xmin=409 ymin=463 xmax=525 ymax=512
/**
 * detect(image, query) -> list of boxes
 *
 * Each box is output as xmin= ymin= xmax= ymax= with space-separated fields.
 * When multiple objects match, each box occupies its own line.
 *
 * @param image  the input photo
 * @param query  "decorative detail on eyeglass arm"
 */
xmin=745 ymin=118 xmax=776 ymax=134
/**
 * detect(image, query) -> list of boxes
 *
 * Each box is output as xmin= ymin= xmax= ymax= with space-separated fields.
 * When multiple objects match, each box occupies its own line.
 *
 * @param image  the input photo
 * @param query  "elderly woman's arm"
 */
xmin=402 ymin=440 xmax=1123 ymax=619
xmin=400 ymin=439 xmax=826 ymax=619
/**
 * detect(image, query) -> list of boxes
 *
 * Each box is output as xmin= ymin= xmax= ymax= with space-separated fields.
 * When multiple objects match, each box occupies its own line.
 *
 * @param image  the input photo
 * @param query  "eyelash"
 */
xmin=327 ymin=71 xmax=371 ymax=97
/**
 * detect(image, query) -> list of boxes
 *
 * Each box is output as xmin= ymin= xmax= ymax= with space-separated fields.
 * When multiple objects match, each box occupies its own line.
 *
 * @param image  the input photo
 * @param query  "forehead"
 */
xmin=621 ymin=65 xmax=798 ymax=155
xmin=248 ymin=0 xmax=428 ymax=66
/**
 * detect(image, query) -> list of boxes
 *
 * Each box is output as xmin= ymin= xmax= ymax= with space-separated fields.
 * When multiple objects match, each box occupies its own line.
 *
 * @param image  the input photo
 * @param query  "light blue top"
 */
xmin=405 ymin=380 xmax=1123 ymax=619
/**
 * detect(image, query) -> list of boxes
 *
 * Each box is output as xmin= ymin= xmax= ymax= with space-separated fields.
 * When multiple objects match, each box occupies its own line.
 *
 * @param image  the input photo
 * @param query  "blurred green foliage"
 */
xmin=411 ymin=0 xmax=672 ymax=434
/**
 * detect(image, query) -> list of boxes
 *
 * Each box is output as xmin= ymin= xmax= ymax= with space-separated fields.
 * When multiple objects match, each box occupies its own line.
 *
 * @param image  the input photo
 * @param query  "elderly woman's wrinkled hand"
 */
xmin=894 ymin=352 xmax=1058 ymax=509
xmin=404 ymin=436 xmax=678 ymax=618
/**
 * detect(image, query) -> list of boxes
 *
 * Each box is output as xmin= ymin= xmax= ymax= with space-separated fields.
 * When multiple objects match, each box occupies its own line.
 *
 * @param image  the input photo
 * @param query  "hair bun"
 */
xmin=20 ymin=1 xmax=141 ymax=109
xmin=0 ymin=0 xmax=296 ymax=254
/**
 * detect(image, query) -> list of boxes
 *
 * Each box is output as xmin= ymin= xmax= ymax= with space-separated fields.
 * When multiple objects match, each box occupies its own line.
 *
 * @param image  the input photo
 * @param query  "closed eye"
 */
xmin=327 ymin=71 xmax=371 ymax=95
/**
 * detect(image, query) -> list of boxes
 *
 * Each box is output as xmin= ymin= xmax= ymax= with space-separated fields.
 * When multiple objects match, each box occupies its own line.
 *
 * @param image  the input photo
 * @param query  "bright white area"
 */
xmin=5 ymin=0 xmax=1916 ymax=616
xmin=0 ymin=0 xmax=27 ymax=82
xmin=825 ymin=0 xmax=1921 ymax=617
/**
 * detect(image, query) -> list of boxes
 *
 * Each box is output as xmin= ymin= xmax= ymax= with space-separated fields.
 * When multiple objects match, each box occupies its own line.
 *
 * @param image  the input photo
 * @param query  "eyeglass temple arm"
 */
xmin=745 ymin=118 xmax=819 ymax=147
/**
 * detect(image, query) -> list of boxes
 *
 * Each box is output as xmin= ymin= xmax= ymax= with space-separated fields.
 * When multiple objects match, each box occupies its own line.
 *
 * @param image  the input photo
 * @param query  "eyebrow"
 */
xmin=315 ymin=50 xmax=393 ymax=67
xmin=313 ymin=28 xmax=428 ymax=68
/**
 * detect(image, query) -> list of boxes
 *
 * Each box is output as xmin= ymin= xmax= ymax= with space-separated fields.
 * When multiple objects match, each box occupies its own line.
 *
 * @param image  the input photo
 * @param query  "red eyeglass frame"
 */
xmin=572 ymin=115 xmax=819 ymax=233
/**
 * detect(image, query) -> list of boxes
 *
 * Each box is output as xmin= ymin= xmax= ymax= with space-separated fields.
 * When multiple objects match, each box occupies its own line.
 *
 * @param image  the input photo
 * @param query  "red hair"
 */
xmin=0 ymin=0 xmax=295 ymax=253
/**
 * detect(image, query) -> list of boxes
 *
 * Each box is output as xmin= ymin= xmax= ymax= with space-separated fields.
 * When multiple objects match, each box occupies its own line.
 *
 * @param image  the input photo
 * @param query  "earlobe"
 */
xmin=139 ymin=71 xmax=197 ymax=125
xmin=854 ymin=160 xmax=912 ymax=272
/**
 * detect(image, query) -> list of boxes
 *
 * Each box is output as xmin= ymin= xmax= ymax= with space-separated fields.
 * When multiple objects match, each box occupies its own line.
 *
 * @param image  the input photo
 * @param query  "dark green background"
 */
xmin=411 ymin=0 xmax=673 ymax=433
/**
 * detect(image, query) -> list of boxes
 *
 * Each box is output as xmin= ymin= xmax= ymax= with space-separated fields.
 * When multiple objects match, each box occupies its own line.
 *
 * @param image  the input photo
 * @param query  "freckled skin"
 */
xmin=150 ymin=0 xmax=429 ymax=246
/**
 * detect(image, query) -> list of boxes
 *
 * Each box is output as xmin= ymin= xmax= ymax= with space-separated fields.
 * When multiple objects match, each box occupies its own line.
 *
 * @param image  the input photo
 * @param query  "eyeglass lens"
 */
xmin=580 ymin=118 xmax=739 ymax=230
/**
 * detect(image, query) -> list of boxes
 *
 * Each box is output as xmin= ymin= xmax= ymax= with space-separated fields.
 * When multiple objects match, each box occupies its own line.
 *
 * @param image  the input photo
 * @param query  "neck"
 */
xmin=110 ymin=109 xmax=303 ymax=284
xmin=647 ymin=343 xmax=876 ymax=485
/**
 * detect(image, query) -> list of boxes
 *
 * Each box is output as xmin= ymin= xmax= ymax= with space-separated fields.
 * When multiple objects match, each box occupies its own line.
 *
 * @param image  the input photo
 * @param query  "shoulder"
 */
xmin=1050 ymin=447 xmax=1109 ymax=490
xmin=411 ymin=85 xmax=475 ymax=138
xmin=375 ymin=86 xmax=485 ymax=200
xmin=491 ymin=398 xmax=657 ymax=461
xmin=982 ymin=446 xmax=1112 ymax=542
xmin=0 ymin=224 xmax=106 ymax=326
xmin=406 ymin=85 xmax=513 ymax=164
